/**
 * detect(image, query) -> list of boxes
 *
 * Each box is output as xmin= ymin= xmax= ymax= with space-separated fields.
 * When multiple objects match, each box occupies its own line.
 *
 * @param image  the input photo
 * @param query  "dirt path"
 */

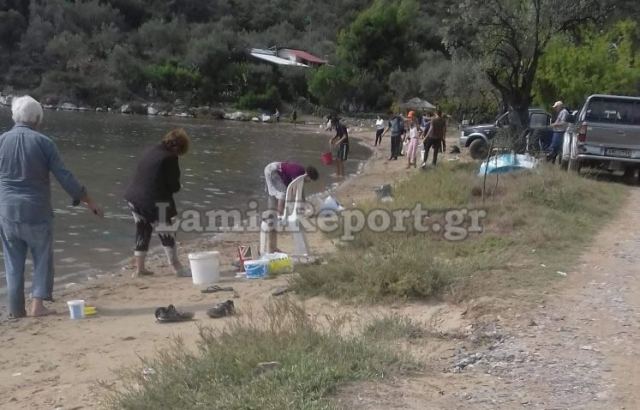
xmin=339 ymin=188 xmax=640 ymax=409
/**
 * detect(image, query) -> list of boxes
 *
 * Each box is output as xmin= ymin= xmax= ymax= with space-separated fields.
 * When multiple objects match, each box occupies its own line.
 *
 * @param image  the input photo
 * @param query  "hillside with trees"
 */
xmin=0 ymin=0 xmax=638 ymax=122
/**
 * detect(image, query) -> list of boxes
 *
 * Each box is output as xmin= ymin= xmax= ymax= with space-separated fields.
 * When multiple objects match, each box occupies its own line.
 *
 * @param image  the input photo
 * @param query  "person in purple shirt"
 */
xmin=264 ymin=161 xmax=318 ymax=214
xmin=263 ymin=161 xmax=318 ymax=252
xmin=0 ymin=96 xmax=102 ymax=318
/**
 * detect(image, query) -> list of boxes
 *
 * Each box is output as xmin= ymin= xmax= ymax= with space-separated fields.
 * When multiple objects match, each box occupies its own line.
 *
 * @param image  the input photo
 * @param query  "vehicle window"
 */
xmin=585 ymin=98 xmax=640 ymax=125
xmin=529 ymin=113 xmax=549 ymax=127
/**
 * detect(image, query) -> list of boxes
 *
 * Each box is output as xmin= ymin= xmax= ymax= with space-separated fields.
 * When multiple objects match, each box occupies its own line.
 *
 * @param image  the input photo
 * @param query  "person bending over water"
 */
xmin=0 ymin=96 xmax=102 ymax=318
xmin=124 ymin=129 xmax=191 ymax=278
xmin=263 ymin=161 xmax=318 ymax=252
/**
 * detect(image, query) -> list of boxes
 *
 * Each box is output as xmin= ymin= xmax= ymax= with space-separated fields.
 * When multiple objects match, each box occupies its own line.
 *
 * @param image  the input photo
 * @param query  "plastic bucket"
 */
xmin=321 ymin=152 xmax=333 ymax=166
xmin=188 ymin=251 xmax=220 ymax=285
xmin=67 ymin=300 xmax=85 ymax=320
xmin=244 ymin=259 xmax=268 ymax=279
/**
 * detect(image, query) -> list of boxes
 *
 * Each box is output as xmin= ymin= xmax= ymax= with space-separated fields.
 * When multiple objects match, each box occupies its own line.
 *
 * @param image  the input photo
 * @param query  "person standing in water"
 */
xmin=0 ymin=96 xmax=103 ymax=317
xmin=124 ymin=129 xmax=191 ymax=278
xmin=292 ymin=109 xmax=298 ymax=126
xmin=330 ymin=117 xmax=349 ymax=178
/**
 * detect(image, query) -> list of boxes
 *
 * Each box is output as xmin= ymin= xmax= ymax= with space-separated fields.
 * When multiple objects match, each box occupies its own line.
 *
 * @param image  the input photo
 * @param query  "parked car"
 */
xmin=459 ymin=108 xmax=552 ymax=159
xmin=561 ymin=94 xmax=640 ymax=174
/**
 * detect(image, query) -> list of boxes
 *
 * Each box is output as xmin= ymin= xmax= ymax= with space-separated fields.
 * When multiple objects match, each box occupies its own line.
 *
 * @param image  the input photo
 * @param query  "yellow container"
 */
xmin=266 ymin=253 xmax=293 ymax=274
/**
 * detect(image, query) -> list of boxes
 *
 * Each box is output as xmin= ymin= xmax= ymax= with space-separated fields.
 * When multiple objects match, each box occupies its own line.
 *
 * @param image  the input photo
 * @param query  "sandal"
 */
xmin=200 ymin=285 xmax=235 ymax=294
xmin=206 ymin=300 xmax=235 ymax=318
xmin=272 ymin=287 xmax=291 ymax=297
xmin=154 ymin=305 xmax=195 ymax=323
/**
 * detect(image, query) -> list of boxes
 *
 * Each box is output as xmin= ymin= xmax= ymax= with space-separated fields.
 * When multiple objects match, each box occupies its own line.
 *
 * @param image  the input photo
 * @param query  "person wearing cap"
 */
xmin=548 ymin=101 xmax=569 ymax=163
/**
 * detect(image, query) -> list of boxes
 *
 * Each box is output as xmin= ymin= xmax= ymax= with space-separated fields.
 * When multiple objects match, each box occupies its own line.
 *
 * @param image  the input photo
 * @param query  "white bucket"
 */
xmin=67 ymin=299 xmax=85 ymax=320
xmin=188 ymin=251 xmax=220 ymax=285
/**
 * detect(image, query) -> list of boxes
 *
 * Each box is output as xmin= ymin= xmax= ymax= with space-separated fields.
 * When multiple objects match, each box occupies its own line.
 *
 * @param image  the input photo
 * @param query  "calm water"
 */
xmin=0 ymin=108 xmax=368 ymax=292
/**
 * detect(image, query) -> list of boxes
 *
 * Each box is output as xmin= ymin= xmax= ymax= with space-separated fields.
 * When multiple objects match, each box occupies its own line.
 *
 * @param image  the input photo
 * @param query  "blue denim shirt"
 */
xmin=0 ymin=124 xmax=86 ymax=223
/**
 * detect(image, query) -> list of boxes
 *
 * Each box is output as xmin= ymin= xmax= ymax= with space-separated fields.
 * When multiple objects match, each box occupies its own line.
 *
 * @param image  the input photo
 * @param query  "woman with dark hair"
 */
xmin=124 ymin=129 xmax=191 ymax=277
xmin=330 ymin=117 xmax=349 ymax=178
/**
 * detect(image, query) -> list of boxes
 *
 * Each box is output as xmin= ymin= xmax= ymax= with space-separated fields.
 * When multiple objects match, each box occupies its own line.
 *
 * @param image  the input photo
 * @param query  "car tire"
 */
xmin=469 ymin=139 xmax=489 ymax=160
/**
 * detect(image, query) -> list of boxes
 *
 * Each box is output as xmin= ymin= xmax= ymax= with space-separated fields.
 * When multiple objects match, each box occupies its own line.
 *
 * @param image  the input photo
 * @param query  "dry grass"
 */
xmin=103 ymin=299 xmax=417 ymax=410
xmin=295 ymin=162 xmax=627 ymax=302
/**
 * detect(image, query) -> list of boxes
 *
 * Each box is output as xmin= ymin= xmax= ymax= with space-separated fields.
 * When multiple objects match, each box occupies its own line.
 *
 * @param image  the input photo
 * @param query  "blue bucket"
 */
xmin=244 ymin=260 xmax=268 ymax=279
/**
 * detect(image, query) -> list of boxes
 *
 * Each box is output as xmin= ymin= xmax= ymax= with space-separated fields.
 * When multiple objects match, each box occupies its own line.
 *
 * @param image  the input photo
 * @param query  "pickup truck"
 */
xmin=561 ymin=94 xmax=640 ymax=174
xmin=460 ymin=108 xmax=552 ymax=159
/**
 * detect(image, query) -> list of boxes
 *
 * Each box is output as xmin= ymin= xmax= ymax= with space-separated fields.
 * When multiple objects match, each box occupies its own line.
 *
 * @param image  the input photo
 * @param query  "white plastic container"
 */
xmin=188 ymin=251 xmax=220 ymax=285
xmin=67 ymin=299 xmax=85 ymax=320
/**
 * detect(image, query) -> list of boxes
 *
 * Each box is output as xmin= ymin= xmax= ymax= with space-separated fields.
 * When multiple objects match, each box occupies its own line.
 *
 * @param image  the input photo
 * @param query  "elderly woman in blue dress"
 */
xmin=0 ymin=96 xmax=102 ymax=318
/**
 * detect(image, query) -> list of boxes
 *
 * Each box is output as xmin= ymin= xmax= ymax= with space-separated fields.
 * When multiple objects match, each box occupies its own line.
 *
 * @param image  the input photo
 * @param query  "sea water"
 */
xmin=0 ymin=108 xmax=369 ymax=293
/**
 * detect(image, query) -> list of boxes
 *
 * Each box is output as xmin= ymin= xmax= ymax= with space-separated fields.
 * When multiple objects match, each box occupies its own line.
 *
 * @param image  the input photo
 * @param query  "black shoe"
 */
xmin=155 ymin=305 xmax=195 ymax=323
xmin=207 ymin=300 xmax=235 ymax=318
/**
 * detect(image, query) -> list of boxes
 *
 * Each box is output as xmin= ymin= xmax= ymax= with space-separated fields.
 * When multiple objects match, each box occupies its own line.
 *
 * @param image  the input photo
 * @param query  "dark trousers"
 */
xmin=374 ymin=129 xmax=384 ymax=146
xmin=130 ymin=204 xmax=175 ymax=252
xmin=423 ymin=138 xmax=440 ymax=165
xmin=390 ymin=134 xmax=402 ymax=159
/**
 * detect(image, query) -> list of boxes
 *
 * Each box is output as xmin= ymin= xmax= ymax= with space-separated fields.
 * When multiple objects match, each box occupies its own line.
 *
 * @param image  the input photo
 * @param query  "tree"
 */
xmin=337 ymin=0 xmax=418 ymax=79
xmin=308 ymin=64 xmax=355 ymax=110
xmin=444 ymin=0 xmax=606 ymax=130
xmin=535 ymin=20 xmax=640 ymax=108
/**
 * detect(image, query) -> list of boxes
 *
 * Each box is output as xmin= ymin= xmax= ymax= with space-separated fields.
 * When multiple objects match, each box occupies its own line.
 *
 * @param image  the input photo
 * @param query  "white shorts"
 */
xmin=264 ymin=162 xmax=287 ymax=200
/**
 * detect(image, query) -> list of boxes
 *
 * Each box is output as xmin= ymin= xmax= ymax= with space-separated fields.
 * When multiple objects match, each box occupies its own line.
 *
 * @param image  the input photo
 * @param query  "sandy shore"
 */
xmin=0 ymin=122 xmax=464 ymax=409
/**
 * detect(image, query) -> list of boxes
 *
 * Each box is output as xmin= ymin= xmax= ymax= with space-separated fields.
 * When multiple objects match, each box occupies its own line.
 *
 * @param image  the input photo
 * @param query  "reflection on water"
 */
xmin=0 ymin=108 xmax=368 ymax=288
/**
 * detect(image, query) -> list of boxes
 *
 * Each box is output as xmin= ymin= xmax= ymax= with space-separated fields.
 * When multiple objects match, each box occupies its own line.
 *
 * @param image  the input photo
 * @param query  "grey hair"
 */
xmin=12 ymin=95 xmax=44 ymax=126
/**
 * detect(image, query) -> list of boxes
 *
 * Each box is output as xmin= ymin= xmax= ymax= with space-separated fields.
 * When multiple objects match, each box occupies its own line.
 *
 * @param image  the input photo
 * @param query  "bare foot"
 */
xmin=30 ymin=306 xmax=56 ymax=317
xmin=172 ymin=264 xmax=191 ymax=278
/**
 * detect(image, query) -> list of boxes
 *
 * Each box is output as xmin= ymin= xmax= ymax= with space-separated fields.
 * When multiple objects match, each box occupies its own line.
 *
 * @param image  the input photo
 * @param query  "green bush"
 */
xmin=237 ymin=85 xmax=282 ymax=111
xmin=143 ymin=62 xmax=201 ymax=92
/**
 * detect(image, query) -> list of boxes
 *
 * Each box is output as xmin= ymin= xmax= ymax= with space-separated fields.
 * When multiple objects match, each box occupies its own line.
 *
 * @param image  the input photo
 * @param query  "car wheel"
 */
xmin=469 ymin=139 xmax=488 ymax=160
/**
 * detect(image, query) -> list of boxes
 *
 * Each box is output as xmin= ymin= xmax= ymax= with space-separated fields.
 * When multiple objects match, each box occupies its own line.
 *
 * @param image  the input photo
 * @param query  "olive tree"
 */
xmin=444 ymin=0 xmax=606 ymax=130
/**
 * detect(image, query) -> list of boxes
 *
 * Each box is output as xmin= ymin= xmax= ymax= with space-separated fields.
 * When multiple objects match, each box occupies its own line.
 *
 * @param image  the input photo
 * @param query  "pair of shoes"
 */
xmin=207 ymin=300 xmax=235 ymax=318
xmin=155 ymin=305 xmax=195 ymax=323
